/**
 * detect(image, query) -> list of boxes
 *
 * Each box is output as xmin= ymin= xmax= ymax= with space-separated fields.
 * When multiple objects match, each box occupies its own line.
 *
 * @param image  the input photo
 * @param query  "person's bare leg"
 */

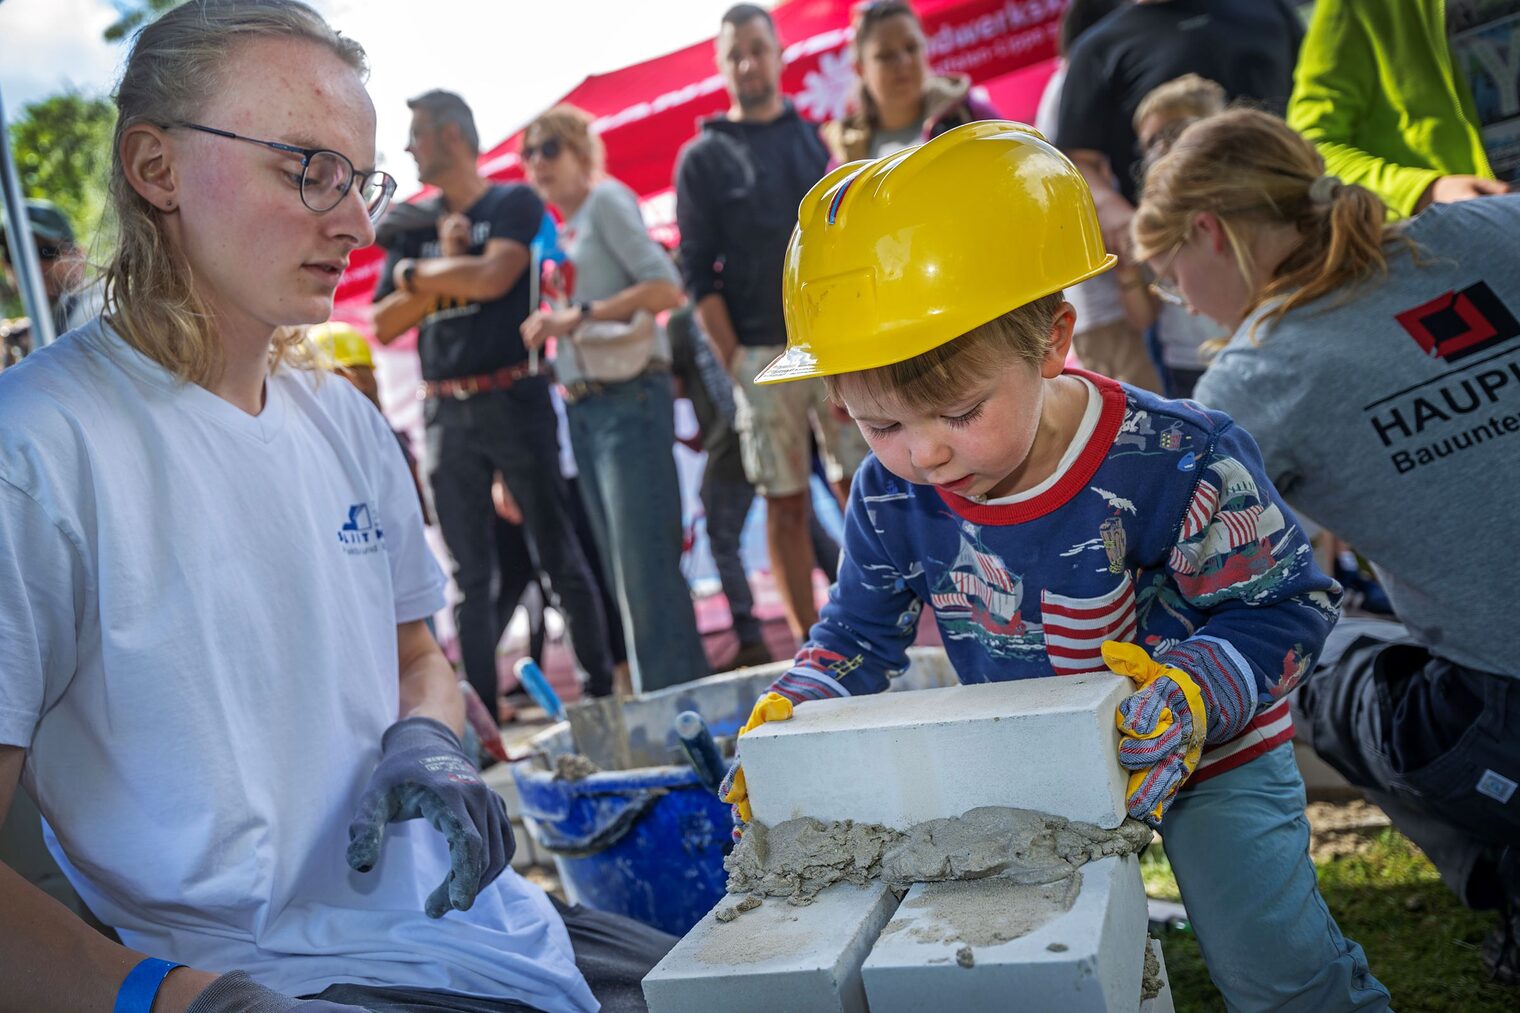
xmin=766 ymin=491 xmax=817 ymax=642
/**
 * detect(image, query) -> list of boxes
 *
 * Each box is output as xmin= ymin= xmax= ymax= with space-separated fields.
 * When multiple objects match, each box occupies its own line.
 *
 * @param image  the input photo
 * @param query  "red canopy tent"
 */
xmin=333 ymin=0 xmax=1065 ymax=330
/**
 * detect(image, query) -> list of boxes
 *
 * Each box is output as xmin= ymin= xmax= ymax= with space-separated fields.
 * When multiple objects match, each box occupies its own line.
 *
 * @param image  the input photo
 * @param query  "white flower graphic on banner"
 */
xmin=795 ymin=49 xmax=856 ymax=122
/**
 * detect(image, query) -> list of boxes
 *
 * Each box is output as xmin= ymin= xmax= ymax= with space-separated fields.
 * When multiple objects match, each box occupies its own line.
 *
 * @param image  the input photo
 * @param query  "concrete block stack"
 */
xmin=643 ymin=671 xmax=1174 ymax=1011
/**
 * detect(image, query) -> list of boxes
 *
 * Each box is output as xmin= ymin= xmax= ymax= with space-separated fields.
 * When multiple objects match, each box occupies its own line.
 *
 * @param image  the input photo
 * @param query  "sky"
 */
xmin=0 ymin=0 xmax=743 ymax=195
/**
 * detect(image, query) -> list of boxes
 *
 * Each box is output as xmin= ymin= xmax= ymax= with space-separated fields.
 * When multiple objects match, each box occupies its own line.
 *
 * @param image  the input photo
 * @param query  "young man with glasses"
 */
xmin=373 ymin=89 xmax=616 ymax=715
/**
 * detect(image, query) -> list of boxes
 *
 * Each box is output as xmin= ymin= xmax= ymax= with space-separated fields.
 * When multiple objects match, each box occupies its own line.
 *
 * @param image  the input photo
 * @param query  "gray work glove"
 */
xmin=346 ymin=716 xmax=514 ymax=918
xmin=185 ymin=971 xmax=370 ymax=1011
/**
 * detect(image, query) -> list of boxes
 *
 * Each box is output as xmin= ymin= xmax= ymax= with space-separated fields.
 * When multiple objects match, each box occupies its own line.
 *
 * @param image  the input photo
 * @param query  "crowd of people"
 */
xmin=0 ymin=0 xmax=1517 ymax=1010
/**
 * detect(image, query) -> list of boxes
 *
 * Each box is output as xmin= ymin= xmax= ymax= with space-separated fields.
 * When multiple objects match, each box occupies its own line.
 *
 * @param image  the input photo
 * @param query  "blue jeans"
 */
xmin=568 ymin=371 xmax=708 ymax=693
xmin=1164 ymin=742 xmax=1391 ymax=1012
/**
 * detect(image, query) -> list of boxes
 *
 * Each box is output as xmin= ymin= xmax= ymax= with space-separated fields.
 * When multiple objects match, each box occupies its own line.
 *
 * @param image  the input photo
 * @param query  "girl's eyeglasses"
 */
xmin=173 ymin=122 xmax=397 ymax=224
xmin=1148 ymin=241 xmax=1188 ymax=307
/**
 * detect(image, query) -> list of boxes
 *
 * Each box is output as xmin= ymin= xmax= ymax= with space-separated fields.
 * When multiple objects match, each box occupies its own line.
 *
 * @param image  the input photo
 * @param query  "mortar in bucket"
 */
xmin=509 ymin=648 xmax=957 ymax=936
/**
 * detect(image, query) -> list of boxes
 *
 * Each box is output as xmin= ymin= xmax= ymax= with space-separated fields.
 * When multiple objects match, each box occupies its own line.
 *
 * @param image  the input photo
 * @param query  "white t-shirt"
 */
xmin=0 ymin=321 xmax=595 ymax=1010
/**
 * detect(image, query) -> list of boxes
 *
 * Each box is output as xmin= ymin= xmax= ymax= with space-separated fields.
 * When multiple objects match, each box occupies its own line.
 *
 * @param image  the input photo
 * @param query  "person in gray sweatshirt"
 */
xmin=1134 ymin=107 xmax=1520 ymax=985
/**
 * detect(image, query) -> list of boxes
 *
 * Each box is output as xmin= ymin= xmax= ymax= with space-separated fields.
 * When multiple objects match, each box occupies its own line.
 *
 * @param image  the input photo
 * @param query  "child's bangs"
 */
xmin=829 ymin=338 xmax=1000 ymax=415
xmin=824 ymin=294 xmax=1062 ymax=415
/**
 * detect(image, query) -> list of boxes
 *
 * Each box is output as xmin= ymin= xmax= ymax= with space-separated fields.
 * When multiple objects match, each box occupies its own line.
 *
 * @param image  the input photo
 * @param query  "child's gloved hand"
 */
xmin=720 ymin=692 xmax=794 ymax=840
xmin=1102 ymin=641 xmax=1209 ymax=827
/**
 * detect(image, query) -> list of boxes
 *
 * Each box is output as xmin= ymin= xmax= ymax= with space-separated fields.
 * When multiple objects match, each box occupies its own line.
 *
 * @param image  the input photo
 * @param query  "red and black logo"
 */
xmin=1395 ymin=281 xmax=1520 ymax=362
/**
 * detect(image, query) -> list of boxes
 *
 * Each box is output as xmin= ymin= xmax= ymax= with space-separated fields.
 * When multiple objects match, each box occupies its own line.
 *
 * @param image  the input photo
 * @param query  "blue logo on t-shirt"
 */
xmin=338 ymin=503 xmax=385 ymax=555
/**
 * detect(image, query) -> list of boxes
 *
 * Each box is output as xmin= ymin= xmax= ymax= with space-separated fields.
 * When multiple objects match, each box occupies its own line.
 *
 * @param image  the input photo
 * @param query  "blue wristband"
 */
xmin=114 ymin=957 xmax=184 ymax=1013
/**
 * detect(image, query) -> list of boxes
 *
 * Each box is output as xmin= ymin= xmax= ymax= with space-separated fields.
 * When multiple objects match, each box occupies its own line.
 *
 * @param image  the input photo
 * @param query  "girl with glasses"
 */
xmin=1138 ymin=107 xmax=1520 ymax=987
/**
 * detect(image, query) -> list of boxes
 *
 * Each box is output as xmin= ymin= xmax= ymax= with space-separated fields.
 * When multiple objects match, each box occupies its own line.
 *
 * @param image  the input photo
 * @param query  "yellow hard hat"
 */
xmin=308 ymin=321 xmax=374 ymax=370
xmin=756 ymin=120 xmax=1114 ymax=385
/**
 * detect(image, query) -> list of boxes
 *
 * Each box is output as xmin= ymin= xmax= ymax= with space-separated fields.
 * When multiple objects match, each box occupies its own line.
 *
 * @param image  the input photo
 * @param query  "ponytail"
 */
xmin=1254 ymin=176 xmax=1395 ymax=334
xmin=1132 ymin=108 xmax=1411 ymax=340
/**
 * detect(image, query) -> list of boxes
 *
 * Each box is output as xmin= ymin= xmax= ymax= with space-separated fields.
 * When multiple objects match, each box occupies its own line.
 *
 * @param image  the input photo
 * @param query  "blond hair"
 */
xmin=522 ymin=105 xmax=605 ymax=176
xmin=104 ymin=0 xmax=366 ymax=384
xmin=1132 ymin=108 xmax=1402 ymax=338
xmin=1133 ymin=73 xmax=1226 ymax=134
xmin=826 ymin=293 xmax=1064 ymax=412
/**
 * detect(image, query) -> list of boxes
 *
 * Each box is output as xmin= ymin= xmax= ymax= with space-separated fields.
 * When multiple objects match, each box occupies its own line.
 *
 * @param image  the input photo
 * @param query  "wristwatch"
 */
xmin=576 ymin=300 xmax=593 ymax=322
xmin=400 ymin=260 xmax=418 ymax=293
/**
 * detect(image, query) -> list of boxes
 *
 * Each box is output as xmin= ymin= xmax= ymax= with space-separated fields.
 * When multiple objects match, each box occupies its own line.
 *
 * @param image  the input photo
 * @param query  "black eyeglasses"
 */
xmin=522 ymin=137 xmax=563 ymax=163
xmin=173 ymin=122 xmax=397 ymax=224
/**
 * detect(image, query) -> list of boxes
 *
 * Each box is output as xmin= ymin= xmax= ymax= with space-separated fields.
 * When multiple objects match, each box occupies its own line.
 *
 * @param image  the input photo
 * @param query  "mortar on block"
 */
xmin=643 ymin=670 xmax=1175 ymax=1012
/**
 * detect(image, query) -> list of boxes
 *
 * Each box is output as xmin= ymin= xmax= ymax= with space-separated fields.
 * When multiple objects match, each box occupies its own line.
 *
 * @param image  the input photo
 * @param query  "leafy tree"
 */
xmin=8 ymin=90 xmax=117 ymax=249
xmin=104 ymin=0 xmax=187 ymax=42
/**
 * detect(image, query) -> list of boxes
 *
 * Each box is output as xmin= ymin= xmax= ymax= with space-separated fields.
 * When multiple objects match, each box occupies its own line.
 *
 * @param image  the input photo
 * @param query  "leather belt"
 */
xmin=419 ymin=362 xmax=545 ymax=401
xmin=561 ymin=362 xmax=670 ymax=405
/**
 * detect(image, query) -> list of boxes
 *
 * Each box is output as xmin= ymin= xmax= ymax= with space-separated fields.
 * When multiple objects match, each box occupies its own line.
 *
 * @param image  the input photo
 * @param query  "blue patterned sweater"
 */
xmin=773 ymin=373 xmax=1342 ymax=782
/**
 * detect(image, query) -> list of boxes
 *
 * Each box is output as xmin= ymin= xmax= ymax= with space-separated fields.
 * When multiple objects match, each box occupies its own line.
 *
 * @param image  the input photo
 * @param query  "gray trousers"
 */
xmin=1294 ymin=618 xmax=1520 ymax=908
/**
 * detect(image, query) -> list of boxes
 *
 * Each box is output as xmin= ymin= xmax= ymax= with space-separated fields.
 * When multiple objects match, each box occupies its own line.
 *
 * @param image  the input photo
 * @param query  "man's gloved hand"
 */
xmin=347 ymin=716 xmax=514 ymax=918
xmin=1102 ymin=641 xmax=1210 ymax=828
xmin=719 ymin=692 xmax=793 ymax=840
xmin=185 ymin=971 xmax=371 ymax=1011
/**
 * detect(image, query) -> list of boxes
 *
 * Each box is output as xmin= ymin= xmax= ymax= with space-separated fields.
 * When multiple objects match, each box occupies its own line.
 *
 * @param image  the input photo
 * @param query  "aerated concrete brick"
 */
xmin=860 ymin=855 xmax=1148 ymax=1013
xmin=642 ymin=882 xmax=900 ymax=1013
xmin=740 ymin=673 xmax=1131 ymax=830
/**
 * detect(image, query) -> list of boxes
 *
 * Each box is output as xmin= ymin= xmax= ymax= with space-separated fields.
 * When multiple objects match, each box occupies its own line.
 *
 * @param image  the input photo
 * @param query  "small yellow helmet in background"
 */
xmin=757 ymin=120 xmax=1114 ymax=385
xmin=307 ymin=320 xmax=374 ymax=371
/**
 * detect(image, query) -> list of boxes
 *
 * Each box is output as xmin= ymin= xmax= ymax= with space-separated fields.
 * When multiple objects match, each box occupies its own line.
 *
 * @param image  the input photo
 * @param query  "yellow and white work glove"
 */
xmin=1103 ymin=641 xmax=1214 ymax=827
xmin=719 ymin=692 xmax=793 ymax=841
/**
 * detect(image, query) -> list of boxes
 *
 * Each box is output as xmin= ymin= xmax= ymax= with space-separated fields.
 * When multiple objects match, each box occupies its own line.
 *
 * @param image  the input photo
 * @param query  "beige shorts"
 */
xmin=1072 ymin=319 xmax=1163 ymax=393
xmin=731 ymin=345 xmax=871 ymax=498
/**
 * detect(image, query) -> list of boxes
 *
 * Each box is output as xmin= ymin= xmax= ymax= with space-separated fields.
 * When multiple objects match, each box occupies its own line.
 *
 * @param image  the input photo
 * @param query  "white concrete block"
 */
xmin=1140 ymin=937 xmax=1175 ymax=1013
xmin=642 ymin=883 xmax=900 ymax=1013
xmin=741 ymin=673 xmax=1131 ymax=830
xmin=861 ymin=855 xmax=1148 ymax=1013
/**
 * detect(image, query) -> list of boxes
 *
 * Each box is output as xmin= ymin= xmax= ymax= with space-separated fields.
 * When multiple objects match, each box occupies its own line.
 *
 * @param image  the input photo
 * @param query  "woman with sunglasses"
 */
xmin=520 ymin=106 xmax=710 ymax=696
xmin=0 ymin=3 xmax=612 ymax=1011
xmin=1136 ymin=107 xmax=1520 ymax=984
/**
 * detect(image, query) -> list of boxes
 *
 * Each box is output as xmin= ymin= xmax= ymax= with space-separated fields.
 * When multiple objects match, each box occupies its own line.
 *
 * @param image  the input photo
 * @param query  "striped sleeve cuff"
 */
xmin=1155 ymin=635 xmax=1259 ymax=744
xmin=768 ymin=666 xmax=851 ymax=704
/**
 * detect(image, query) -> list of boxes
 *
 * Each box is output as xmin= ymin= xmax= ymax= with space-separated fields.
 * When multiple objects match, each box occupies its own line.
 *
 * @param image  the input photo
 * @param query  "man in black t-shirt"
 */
xmin=1055 ymin=0 xmax=1304 ymax=244
xmin=373 ymin=90 xmax=615 ymax=713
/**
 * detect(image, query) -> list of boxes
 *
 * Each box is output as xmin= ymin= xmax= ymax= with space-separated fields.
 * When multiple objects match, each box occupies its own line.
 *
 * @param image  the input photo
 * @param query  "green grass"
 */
xmin=1142 ymin=831 xmax=1514 ymax=1012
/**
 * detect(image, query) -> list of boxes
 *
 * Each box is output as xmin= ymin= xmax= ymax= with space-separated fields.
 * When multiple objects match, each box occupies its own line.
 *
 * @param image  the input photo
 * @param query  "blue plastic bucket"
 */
xmin=511 ymin=762 xmax=733 ymax=936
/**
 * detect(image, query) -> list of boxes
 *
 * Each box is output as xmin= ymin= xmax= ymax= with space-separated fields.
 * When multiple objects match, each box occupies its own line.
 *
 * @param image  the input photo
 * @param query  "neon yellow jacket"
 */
xmin=1288 ymin=0 xmax=1493 ymax=219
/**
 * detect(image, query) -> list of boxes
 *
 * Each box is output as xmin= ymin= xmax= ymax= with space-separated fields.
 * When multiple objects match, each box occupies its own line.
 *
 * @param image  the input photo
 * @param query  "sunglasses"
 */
xmin=522 ymin=137 xmax=564 ymax=163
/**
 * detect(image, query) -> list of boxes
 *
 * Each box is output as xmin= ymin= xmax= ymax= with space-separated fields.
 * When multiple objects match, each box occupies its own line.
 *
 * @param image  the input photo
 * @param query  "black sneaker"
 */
xmin=1485 ymin=849 xmax=1520 ymax=986
xmin=732 ymin=639 xmax=774 ymax=669
xmin=1481 ymin=908 xmax=1520 ymax=986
